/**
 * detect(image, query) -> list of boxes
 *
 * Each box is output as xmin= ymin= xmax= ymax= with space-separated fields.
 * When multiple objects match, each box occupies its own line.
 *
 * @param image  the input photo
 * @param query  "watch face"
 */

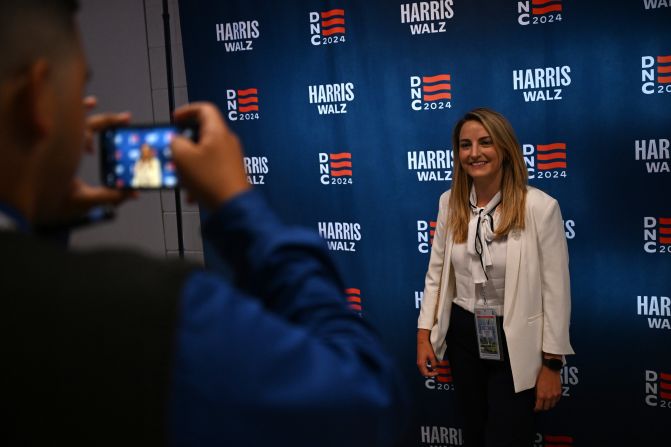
xmin=545 ymin=358 xmax=563 ymax=371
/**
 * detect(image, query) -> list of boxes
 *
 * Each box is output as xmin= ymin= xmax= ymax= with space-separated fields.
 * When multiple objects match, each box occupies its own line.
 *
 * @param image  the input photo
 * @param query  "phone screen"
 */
xmin=100 ymin=125 xmax=194 ymax=189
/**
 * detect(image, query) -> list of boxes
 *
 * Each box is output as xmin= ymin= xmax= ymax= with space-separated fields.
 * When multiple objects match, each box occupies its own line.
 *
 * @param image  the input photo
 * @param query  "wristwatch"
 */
xmin=542 ymin=357 xmax=563 ymax=372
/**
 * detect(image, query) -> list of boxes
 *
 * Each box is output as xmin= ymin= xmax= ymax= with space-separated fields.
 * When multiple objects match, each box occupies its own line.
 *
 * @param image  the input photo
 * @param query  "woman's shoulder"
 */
xmin=438 ymin=189 xmax=452 ymax=207
xmin=525 ymin=186 xmax=561 ymax=219
xmin=525 ymin=186 xmax=558 ymax=207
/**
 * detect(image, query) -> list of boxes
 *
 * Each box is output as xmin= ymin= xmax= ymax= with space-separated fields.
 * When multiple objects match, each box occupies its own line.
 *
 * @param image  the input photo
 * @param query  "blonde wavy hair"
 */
xmin=448 ymin=108 xmax=528 ymax=243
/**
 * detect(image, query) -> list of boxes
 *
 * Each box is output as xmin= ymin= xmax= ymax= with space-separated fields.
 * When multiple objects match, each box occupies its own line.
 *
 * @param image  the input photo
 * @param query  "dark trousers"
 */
xmin=446 ymin=304 xmax=536 ymax=447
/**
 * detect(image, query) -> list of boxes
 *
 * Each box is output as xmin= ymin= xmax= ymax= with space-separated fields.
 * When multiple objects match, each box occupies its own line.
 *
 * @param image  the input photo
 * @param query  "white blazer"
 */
xmin=418 ymin=186 xmax=575 ymax=392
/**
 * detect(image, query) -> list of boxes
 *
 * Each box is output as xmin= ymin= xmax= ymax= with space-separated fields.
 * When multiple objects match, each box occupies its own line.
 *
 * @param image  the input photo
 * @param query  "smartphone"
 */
xmin=99 ymin=123 xmax=197 ymax=189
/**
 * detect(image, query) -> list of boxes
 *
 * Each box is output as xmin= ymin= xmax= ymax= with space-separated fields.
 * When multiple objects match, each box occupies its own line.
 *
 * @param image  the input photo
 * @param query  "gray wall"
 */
xmin=72 ymin=0 xmax=203 ymax=264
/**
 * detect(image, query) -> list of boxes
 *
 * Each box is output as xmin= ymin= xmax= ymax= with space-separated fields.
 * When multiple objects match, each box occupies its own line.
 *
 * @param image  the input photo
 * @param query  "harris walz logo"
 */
xmin=320 ymin=152 xmax=353 ymax=185
xmin=414 ymin=290 xmax=424 ymax=309
xmin=635 ymin=138 xmax=670 ymax=174
xmin=310 ymin=8 xmax=346 ymax=45
xmin=411 ymin=74 xmax=452 ymax=111
xmin=518 ymin=0 xmax=562 ymax=26
xmin=643 ymin=217 xmax=671 ymax=253
xmin=559 ymin=366 xmax=579 ymax=396
xmin=318 ymin=221 xmax=361 ymax=252
xmin=523 ymin=142 xmax=567 ymax=179
xmin=244 ymin=156 xmax=268 ymax=185
xmin=408 ymin=149 xmax=453 ymax=181
xmin=400 ymin=1 xmax=455 ymax=35
xmin=308 ymin=82 xmax=355 ymax=115
xmin=226 ymin=88 xmax=259 ymax=121
xmin=215 ymin=20 xmax=260 ymax=52
xmin=513 ymin=65 xmax=571 ymax=102
xmin=642 ymin=55 xmax=671 ymax=95
xmin=419 ymin=426 xmax=463 ymax=447
xmin=417 ymin=219 xmax=437 ymax=253
xmin=645 ymin=370 xmax=671 ymax=407
xmin=345 ymin=288 xmax=363 ymax=314
xmin=643 ymin=0 xmax=671 ymax=10
xmin=534 ymin=433 xmax=574 ymax=447
xmin=637 ymin=295 xmax=671 ymax=330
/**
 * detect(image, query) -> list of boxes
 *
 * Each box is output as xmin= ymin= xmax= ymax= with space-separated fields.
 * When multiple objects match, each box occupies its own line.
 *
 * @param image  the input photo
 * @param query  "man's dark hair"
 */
xmin=0 ymin=0 xmax=81 ymax=80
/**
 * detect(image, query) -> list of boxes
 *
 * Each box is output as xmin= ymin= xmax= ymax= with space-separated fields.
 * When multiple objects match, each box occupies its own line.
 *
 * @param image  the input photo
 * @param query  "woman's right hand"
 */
xmin=416 ymin=329 xmax=438 ymax=377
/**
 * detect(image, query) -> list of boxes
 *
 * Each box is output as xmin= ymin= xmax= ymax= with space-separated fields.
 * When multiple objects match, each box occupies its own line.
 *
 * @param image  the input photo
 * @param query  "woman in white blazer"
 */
xmin=416 ymin=108 xmax=574 ymax=447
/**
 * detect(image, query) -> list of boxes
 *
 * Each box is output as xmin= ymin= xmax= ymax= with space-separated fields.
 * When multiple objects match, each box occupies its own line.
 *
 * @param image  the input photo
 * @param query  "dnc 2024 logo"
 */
xmin=309 ymin=8 xmax=346 ymax=46
xmin=226 ymin=88 xmax=259 ymax=121
xmin=319 ymin=152 xmax=353 ymax=185
xmin=517 ymin=0 xmax=563 ymax=25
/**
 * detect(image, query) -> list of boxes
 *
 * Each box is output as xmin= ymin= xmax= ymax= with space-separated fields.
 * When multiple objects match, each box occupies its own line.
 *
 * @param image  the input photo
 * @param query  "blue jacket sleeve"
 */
xmin=169 ymin=190 xmax=408 ymax=447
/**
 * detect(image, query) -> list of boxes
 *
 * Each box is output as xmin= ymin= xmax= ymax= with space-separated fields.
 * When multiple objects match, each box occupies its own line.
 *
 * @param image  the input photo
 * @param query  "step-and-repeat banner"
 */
xmin=179 ymin=1 xmax=670 ymax=445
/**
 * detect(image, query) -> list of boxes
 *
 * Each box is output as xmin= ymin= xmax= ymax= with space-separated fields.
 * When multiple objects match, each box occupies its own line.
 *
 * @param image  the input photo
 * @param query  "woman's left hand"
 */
xmin=534 ymin=366 xmax=561 ymax=411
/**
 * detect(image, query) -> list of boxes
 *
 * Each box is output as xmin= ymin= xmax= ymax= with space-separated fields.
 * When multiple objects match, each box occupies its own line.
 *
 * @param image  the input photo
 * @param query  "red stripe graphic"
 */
xmin=330 ymin=152 xmax=352 ymax=160
xmin=321 ymin=9 xmax=345 ymax=19
xmin=322 ymin=27 xmax=345 ymax=36
xmin=423 ymin=74 xmax=451 ymax=83
xmin=238 ymin=96 xmax=258 ymax=105
xmin=661 ymin=391 xmax=671 ymax=400
xmin=423 ymin=92 xmax=452 ymax=101
xmin=423 ymin=83 xmax=451 ymax=93
xmin=660 ymin=381 xmax=671 ymax=390
xmin=531 ymin=0 xmax=561 ymax=4
xmin=661 ymin=372 xmax=671 ymax=380
xmin=436 ymin=358 xmax=452 ymax=382
xmin=537 ymin=143 xmax=566 ymax=151
xmin=660 ymin=227 xmax=671 ymax=235
xmin=331 ymin=170 xmax=353 ymax=177
xmin=330 ymin=161 xmax=352 ymax=168
xmin=544 ymin=435 xmax=573 ymax=443
xmin=238 ymin=88 xmax=257 ymax=96
xmin=537 ymin=152 xmax=567 ymax=161
xmin=430 ymin=221 xmax=437 ymax=228
xmin=660 ymin=236 xmax=671 ymax=244
xmin=238 ymin=105 xmax=259 ymax=112
xmin=430 ymin=230 xmax=435 ymax=236
xmin=345 ymin=287 xmax=362 ymax=312
xmin=533 ymin=4 xmax=562 ymax=14
xmin=658 ymin=76 xmax=671 ymax=84
xmin=436 ymin=359 xmax=451 ymax=382
xmin=545 ymin=444 xmax=572 ymax=447
xmin=657 ymin=55 xmax=671 ymax=63
xmin=659 ymin=218 xmax=671 ymax=225
xmin=658 ymin=65 xmax=671 ymax=74
xmin=322 ymin=18 xmax=345 ymax=27
xmin=538 ymin=161 xmax=567 ymax=170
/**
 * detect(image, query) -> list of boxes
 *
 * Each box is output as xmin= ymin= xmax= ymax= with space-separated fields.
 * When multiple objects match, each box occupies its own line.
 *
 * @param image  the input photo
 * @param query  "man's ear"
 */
xmin=13 ymin=59 xmax=55 ymax=146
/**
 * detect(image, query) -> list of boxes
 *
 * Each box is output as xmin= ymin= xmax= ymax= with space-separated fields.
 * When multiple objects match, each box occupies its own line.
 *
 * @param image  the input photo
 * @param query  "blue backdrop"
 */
xmin=179 ymin=1 xmax=671 ymax=445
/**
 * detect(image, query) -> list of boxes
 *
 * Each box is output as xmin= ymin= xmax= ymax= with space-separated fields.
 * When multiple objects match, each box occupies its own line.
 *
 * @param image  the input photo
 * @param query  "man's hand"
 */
xmin=171 ymin=102 xmax=251 ymax=210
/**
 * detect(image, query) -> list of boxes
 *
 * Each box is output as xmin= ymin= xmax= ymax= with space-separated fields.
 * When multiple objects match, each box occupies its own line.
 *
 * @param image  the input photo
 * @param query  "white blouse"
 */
xmin=450 ymin=190 xmax=507 ymax=316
